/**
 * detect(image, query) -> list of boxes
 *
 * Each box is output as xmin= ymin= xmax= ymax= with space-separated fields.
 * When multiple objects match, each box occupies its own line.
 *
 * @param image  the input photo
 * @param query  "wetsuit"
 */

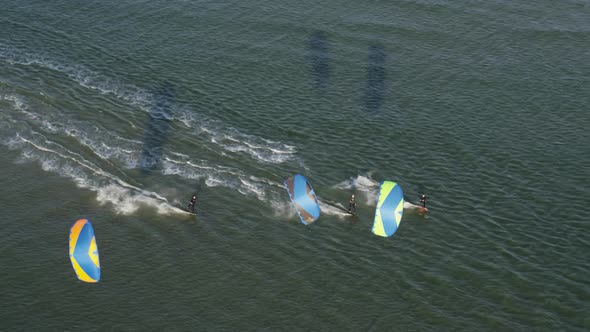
xmin=348 ymin=196 xmax=357 ymax=214
xmin=188 ymin=196 xmax=197 ymax=213
xmin=419 ymin=195 xmax=426 ymax=208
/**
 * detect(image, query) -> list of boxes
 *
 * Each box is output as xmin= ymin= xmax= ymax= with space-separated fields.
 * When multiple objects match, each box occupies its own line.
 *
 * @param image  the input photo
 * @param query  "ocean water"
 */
xmin=1 ymin=0 xmax=589 ymax=330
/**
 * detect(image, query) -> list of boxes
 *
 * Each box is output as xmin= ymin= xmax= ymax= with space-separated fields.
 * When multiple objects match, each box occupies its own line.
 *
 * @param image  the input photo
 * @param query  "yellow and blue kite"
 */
xmin=372 ymin=181 xmax=404 ymax=237
xmin=69 ymin=219 xmax=100 ymax=283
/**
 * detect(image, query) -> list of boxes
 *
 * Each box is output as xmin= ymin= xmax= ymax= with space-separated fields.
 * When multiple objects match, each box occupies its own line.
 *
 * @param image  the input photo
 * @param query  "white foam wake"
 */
xmin=1 ymin=91 xmax=292 ymax=213
xmin=0 ymin=112 xmax=182 ymax=216
xmin=1 ymin=91 xmax=144 ymax=169
xmin=318 ymin=200 xmax=350 ymax=219
xmin=1 ymin=43 xmax=297 ymax=165
xmin=334 ymin=173 xmax=380 ymax=206
xmin=161 ymin=155 xmax=284 ymax=202
xmin=182 ymin=115 xmax=297 ymax=164
xmin=0 ymin=43 xmax=152 ymax=111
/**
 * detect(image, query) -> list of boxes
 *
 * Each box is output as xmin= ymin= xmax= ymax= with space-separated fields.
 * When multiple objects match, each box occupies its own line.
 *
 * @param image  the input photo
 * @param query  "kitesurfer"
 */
xmin=419 ymin=194 xmax=427 ymax=208
xmin=347 ymin=194 xmax=357 ymax=215
xmin=188 ymin=194 xmax=197 ymax=213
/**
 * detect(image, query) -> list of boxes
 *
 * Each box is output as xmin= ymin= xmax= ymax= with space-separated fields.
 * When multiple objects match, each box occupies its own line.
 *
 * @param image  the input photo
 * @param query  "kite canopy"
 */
xmin=284 ymin=174 xmax=321 ymax=225
xmin=69 ymin=219 xmax=100 ymax=283
xmin=372 ymin=181 xmax=404 ymax=237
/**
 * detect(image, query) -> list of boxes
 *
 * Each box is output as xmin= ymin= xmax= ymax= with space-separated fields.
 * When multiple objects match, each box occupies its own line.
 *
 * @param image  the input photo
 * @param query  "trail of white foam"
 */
xmin=404 ymin=201 xmax=419 ymax=209
xmin=95 ymin=184 xmax=183 ymax=215
xmin=270 ymin=196 xmax=296 ymax=220
xmin=185 ymin=116 xmax=297 ymax=164
xmin=0 ymin=94 xmax=29 ymax=114
xmin=1 ymin=50 xmax=300 ymax=214
xmin=0 ymin=43 xmax=152 ymax=111
xmin=1 ymin=43 xmax=297 ymax=165
xmin=2 ymin=129 xmax=181 ymax=215
xmin=1 ymin=92 xmax=144 ymax=169
xmin=334 ymin=173 xmax=380 ymax=191
xmin=318 ymin=200 xmax=350 ymax=219
xmin=2 ymin=91 xmax=291 ymax=211
xmin=334 ymin=173 xmax=380 ymax=206
xmin=402 ymin=201 xmax=429 ymax=215
xmin=161 ymin=155 xmax=284 ymax=201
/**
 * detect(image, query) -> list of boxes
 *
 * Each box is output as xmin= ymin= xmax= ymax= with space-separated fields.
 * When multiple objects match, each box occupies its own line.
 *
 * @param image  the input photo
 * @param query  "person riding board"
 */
xmin=188 ymin=194 xmax=197 ymax=213
xmin=347 ymin=194 xmax=357 ymax=215
xmin=419 ymin=194 xmax=427 ymax=208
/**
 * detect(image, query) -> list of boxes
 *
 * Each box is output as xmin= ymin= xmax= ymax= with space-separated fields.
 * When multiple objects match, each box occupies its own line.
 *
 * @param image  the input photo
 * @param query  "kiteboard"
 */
xmin=416 ymin=206 xmax=428 ymax=215
xmin=402 ymin=201 xmax=428 ymax=215
xmin=178 ymin=205 xmax=197 ymax=215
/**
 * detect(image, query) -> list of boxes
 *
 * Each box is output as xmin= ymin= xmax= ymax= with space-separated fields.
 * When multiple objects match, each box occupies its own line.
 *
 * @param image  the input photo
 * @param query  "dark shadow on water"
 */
xmin=364 ymin=45 xmax=387 ymax=112
xmin=139 ymin=82 xmax=175 ymax=175
xmin=307 ymin=31 xmax=330 ymax=89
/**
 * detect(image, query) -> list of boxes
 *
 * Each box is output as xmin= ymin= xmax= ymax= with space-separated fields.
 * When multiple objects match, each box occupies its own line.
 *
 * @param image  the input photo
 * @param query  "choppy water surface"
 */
xmin=1 ymin=0 xmax=588 ymax=330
